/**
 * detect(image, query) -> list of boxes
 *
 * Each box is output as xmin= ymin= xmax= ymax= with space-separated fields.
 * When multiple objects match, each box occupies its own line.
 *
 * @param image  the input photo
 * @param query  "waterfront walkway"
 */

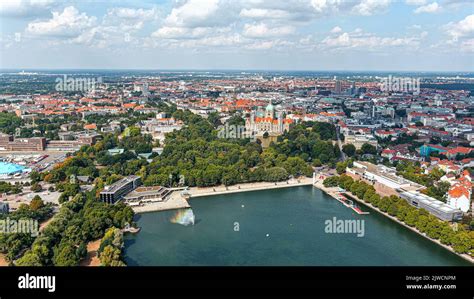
xmin=344 ymin=190 xmax=474 ymax=264
xmin=313 ymin=174 xmax=474 ymax=264
xmin=131 ymin=190 xmax=190 ymax=213
xmin=130 ymin=172 xmax=473 ymax=264
xmin=132 ymin=178 xmax=313 ymax=213
xmin=188 ymin=178 xmax=313 ymax=198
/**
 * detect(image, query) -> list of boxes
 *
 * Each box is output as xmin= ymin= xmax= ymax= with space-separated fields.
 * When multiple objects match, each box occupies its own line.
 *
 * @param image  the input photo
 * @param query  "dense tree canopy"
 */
xmin=14 ymin=193 xmax=133 ymax=266
xmin=342 ymin=144 xmax=356 ymax=157
xmin=0 ymin=112 xmax=22 ymax=135
xmin=142 ymin=114 xmax=321 ymax=188
xmin=324 ymin=175 xmax=474 ymax=256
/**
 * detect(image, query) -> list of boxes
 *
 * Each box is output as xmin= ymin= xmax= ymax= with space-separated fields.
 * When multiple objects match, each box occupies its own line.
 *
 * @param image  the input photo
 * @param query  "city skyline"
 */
xmin=1 ymin=0 xmax=473 ymax=71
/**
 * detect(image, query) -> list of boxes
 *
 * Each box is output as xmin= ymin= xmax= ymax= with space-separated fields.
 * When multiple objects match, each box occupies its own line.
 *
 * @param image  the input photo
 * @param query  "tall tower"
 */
xmin=265 ymin=100 xmax=274 ymax=118
xmin=335 ymin=80 xmax=342 ymax=94
xmin=250 ymin=110 xmax=256 ymax=132
xmin=277 ymin=111 xmax=283 ymax=133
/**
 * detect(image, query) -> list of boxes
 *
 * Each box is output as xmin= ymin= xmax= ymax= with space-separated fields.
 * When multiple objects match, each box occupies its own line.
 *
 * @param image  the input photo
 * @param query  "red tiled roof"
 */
xmin=448 ymin=185 xmax=470 ymax=199
xmin=447 ymin=147 xmax=472 ymax=155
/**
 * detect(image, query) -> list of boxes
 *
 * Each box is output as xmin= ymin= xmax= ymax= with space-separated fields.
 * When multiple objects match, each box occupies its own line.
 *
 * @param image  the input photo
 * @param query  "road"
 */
xmin=336 ymin=125 xmax=347 ymax=161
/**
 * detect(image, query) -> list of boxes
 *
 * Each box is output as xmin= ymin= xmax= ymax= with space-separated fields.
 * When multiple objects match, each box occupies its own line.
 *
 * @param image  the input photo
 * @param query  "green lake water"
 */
xmin=124 ymin=186 xmax=471 ymax=266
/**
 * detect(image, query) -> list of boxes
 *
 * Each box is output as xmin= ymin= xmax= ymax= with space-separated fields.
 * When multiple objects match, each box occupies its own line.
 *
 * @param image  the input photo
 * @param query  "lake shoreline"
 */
xmin=125 ymin=184 xmax=469 ymax=266
xmin=132 ymin=177 xmax=313 ymax=214
xmin=130 ymin=176 xmax=473 ymax=265
xmin=314 ymin=180 xmax=474 ymax=265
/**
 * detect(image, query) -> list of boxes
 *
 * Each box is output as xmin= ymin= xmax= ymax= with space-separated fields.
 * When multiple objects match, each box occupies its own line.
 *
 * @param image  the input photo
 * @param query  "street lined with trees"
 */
xmin=324 ymin=175 xmax=474 ymax=256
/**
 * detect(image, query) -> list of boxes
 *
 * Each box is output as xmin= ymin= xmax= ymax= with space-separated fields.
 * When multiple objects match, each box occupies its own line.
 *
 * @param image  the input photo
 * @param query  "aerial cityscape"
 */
xmin=0 ymin=0 xmax=473 ymax=273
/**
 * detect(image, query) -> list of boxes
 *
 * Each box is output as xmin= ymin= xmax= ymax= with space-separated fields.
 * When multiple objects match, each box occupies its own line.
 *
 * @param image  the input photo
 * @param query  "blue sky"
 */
xmin=0 ymin=0 xmax=473 ymax=71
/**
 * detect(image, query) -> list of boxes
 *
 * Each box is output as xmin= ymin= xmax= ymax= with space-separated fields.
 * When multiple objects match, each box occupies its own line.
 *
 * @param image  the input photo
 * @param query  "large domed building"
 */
xmin=245 ymin=101 xmax=292 ymax=135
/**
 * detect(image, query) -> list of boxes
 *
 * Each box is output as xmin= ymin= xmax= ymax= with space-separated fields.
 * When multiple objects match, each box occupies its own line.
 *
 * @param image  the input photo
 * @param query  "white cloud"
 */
xmin=444 ymin=14 xmax=474 ymax=41
xmin=414 ymin=2 xmax=441 ymax=14
xmin=151 ymin=0 xmax=397 ymax=45
xmin=429 ymin=15 xmax=474 ymax=53
xmin=351 ymin=0 xmax=392 ymax=16
xmin=7 ymin=0 xmax=464 ymax=58
xmin=245 ymin=39 xmax=293 ymax=50
xmin=0 ymin=0 xmax=58 ymax=18
xmin=459 ymin=38 xmax=474 ymax=52
xmin=443 ymin=0 xmax=473 ymax=8
xmin=24 ymin=6 xmax=161 ymax=48
xmin=405 ymin=0 xmax=427 ymax=5
xmin=26 ymin=6 xmax=96 ymax=38
xmin=321 ymin=29 xmax=422 ymax=50
xmin=323 ymin=32 xmax=351 ymax=47
xmin=149 ymin=0 xmax=241 ymax=47
xmin=330 ymin=26 xmax=342 ymax=33
xmin=152 ymin=26 xmax=230 ymax=40
xmin=105 ymin=7 xmax=159 ymax=21
xmin=164 ymin=0 xmax=233 ymax=28
xmin=239 ymin=8 xmax=290 ymax=19
xmin=245 ymin=40 xmax=278 ymax=50
xmin=242 ymin=23 xmax=295 ymax=38
xmin=408 ymin=24 xmax=422 ymax=30
xmin=152 ymin=26 xmax=190 ymax=39
xmin=102 ymin=7 xmax=160 ymax=35
xmin=310 ymin=0 xmax=342 ymax=13
xmin=167 ymin=33 xmax=246 ymax=49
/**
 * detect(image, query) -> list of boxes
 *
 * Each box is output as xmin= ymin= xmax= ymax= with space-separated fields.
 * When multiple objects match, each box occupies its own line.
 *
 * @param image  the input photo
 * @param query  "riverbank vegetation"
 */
xmin=98 ymin=227 xmax=126 ymax=266
xmin=14 ymin=192 xmax=132 ymax=266
xmin=324 ymin=175 xmax=474 ymax=256
xmin=0 ymin=198 xmax=55 ymax=263
xmin=143 ymin=110 xmax=331 ymax=187
xmin=18 ymin=105 xmax=341 ymax=265
xmin=35 ymin=105 xmax=338 ymax=193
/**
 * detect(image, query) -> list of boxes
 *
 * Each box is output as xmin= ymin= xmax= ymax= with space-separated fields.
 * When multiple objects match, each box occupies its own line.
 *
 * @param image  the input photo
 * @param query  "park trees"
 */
xmin=0 ymin=182 xmax=22 ymax=194
xmin=14 ymin=192 xmax=134 ymax=266
xmin=30 ymin=183 xmax=43 ymax=193
xmin=30 ymin=195 xmax=44 ymax=211
xmin=53 ymin=240 xmax=81 ymax=266
xmin=99 ymin=228 xmax=125 ymax=266
xmin=323 ymin=175 xmax=474 ymax=257
xmin=423 ymin=181 xmax=450 ymax=202
xmin=0 ymin=200 xmax=54 ymax=263
xmin=15 ymin=251 xmax=43 ymax=266
xmin=265 ymin=167 xmax=288 ymax=182
xmin=0 ymin=112 xmax=23 ymax=135
xmin=360 ymin=143 xmax=377 ymax=155
xmin=342 ymin=144 xmax=356 ymax=157
xmin=312 ymin=122 xmax=337 ymax=140
xmin=323 ymin=176 xmax=340 ymax=188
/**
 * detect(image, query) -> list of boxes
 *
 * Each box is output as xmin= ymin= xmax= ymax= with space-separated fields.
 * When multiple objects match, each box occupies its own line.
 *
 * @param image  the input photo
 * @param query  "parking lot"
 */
xmin=0 ymin=151 xmax=68 ymax=182
xmin=0 ymin=182 xmax=60 ymax=211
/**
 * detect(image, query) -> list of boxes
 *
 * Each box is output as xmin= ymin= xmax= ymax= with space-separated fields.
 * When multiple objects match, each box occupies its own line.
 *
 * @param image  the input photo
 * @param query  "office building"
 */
xmin=100 ymin=175 xmax=141 ymax=204
xmin=399 ymin=191 xmax=463 ymax=222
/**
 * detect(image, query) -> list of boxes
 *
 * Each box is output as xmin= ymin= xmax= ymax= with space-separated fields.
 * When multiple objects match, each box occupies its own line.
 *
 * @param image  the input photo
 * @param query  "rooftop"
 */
xmin=399 ymin=190 xmax=461 ymax=214
xmin=102 ymin=175 xmax=140 ymax=194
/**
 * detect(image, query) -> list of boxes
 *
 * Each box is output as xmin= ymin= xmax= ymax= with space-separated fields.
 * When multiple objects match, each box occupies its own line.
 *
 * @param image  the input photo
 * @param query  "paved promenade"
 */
xmin=132 ymin=177 xmax=313 ymax=213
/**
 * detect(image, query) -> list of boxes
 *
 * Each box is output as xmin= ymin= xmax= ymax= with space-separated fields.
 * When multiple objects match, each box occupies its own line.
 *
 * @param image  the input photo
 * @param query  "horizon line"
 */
xmin=1 ymin=68 xmax=473 ymax=74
